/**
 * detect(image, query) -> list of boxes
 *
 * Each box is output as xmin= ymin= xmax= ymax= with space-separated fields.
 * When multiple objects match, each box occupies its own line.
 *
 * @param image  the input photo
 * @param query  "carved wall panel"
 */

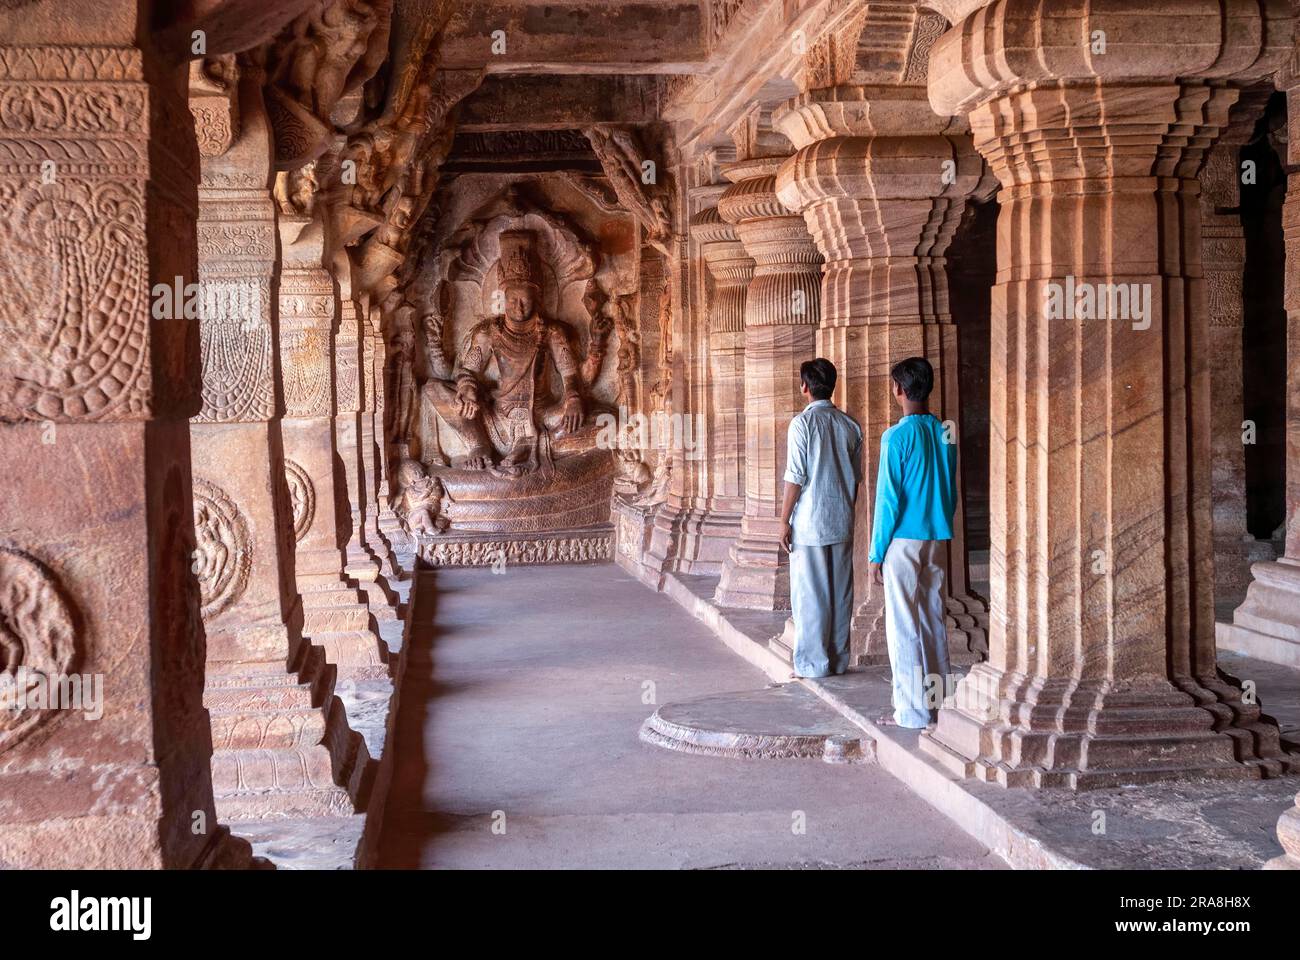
xmin=192 ymin=478 xmax=253 ymax=620
xmin=0 ymin=546 xmax=78 ymax=755
xmin=0 ymin=48 xmax=153 ymax=422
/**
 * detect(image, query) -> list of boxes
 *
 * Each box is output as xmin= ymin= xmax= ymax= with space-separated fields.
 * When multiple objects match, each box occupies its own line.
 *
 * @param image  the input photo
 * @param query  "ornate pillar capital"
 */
xmin=928 ymin=0 xmax=1293 ymax=120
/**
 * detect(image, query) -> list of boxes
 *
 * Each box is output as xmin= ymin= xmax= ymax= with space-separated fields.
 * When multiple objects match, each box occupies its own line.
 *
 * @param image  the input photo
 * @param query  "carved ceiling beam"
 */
xmin=456 ymin=75 xmax=662 ymax=132
xmin=664 ymin=0 xmax=862 ymax=153
xmin=438 ymin=1 xmax=706 ymax=73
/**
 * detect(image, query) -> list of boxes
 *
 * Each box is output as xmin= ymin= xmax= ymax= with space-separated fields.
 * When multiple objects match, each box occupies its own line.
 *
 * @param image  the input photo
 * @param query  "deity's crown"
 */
xmin=499 ymin=229 xmax=539 ymax=289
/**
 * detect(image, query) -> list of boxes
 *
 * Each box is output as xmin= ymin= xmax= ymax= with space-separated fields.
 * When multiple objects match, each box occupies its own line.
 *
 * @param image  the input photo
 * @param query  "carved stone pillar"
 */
xmin=774 ymin=84 xmax=987 ymax=663
xmin=0 ymin=6 xmax=249 ymax=867
xmin=1203 ymin=95 xmax=1278 ymax=619
xmin=676 ymin=203 xmax=751 ymax=570
xmin=335 ymin=274 xmax=398 ymax=616
xmin=190 ymin=62 xmax=366 ymax=820
xmin=714 ymin=153 xmax=823 ymax=610
xmin=1223 ymin=77 xmax=1300 ymax=666
xmin=918 ymin=0 xmax=1295 ymax=788
xmin=361 ymin=302 xmax=399 ymax=582
xmin=278 ymin=214 xmax=387 ymax=677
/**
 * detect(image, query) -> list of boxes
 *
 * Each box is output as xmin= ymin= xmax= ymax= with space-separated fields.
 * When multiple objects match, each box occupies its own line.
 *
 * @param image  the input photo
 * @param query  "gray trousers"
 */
xmin=790 ymin=540 xmax=854 ymax=678
xmin=884 ymin=538 xmax=950 ymax=727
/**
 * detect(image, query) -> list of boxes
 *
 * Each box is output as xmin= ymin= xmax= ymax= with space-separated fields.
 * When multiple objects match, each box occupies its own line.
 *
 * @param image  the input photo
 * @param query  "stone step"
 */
xmin=640 ymin=684 xmax=873 ymax=763
xmin=211 ymin=747 xmax=347 ymax=821
xmin=303 ymin=604 xmax=371 ymax=634
xmin=208 ymin=707 xmax=327 ymax=751
xmin=203 ymin=682 xmax=317 ymax=714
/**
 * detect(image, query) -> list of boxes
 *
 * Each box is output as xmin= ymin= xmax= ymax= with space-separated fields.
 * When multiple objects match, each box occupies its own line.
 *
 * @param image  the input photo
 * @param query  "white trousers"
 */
xmin=790 ymin=540 xmax=854 ymax=678
xmin=883 ymin=538 xmax=949 ymax=728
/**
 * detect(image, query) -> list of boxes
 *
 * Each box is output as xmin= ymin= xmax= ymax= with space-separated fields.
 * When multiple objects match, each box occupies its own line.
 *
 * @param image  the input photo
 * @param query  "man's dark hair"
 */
xmin=890 ymin=356 xmax=934 ymax=402
xmin=800 ymin=358 xmax=837 ymax=401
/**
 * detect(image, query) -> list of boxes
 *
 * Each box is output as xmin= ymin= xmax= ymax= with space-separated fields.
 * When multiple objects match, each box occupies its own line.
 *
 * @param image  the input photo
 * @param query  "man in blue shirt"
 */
xmin=779 ymin=358 xmax=863 ymax=678
xmin=866 ymin=357 xmax=957 ymax=728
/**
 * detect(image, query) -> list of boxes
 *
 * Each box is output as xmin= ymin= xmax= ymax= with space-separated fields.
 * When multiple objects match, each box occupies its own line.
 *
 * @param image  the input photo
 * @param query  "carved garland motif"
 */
xmin=192 ymin=478 xmax=252 ymax=620
xmin=284 ymin=459 xmax=316 ymax=543
xmin=0 ymin=179 xmax=150 ymax=422
xmin=0 ymin=546 xmax=78 ymax=755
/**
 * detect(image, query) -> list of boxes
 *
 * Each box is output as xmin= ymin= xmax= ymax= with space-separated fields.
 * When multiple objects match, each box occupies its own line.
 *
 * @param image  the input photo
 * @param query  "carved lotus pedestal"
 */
xmin=416 ymin=448 xmax=615 ymax=566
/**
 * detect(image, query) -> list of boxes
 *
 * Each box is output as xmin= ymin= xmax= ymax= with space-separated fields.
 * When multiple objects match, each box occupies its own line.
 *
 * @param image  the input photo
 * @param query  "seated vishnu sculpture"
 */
xmin=422 ymin=231 xmax=598 ymax=478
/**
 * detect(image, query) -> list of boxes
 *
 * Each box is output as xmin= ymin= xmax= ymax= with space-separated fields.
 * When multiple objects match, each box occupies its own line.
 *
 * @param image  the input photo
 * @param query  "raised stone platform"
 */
xmin=641 ymin=685 xmax=872 ymax=763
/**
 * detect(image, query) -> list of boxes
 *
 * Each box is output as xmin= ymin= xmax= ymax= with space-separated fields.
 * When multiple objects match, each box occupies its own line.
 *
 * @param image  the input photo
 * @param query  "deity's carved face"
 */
xmin=504 ymin=283 xmax=536 ymax=324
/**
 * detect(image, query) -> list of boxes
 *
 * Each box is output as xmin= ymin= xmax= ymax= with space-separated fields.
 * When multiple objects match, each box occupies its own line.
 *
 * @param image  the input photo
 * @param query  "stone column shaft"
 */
xmin=0 ymin=7 xmax=250 ymax=866
xmin=917 ymin=0 xmax=1294 ymax=788
xmin=278 ymin=215 xmax=386 ymax=677
xmin=190 ymin=65 xmax=370 ymax=821
xmin=674 ymin=204 xmax=751 ymax=571
xmin=715 ymin=156 xmax=823 ymax=610
xmin=775 ymin=97 xmax=989 ymax=664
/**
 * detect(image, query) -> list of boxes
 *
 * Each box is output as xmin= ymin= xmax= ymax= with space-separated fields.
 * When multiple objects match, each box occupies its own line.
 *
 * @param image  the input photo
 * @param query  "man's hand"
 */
xmin=779 ymin=521 xmax=793 ymax=553
xmin=561 ymin=394 xmax=584 ymax=434
xmin=456 ymin=381 xmax=479 ymax=420
xmin=868 ymin=561 xmax=884 ymax=585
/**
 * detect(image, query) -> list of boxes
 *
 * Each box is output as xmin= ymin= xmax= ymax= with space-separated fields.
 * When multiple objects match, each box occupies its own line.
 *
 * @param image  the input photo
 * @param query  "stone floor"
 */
xmin=375 ymin=563 xmax=1005 ymax=869
xmin=652 ymin=568 xmax=1300 ymax=869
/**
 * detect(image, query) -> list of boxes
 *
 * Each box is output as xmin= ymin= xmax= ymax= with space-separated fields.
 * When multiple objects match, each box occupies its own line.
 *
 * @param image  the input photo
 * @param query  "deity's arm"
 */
xmin=548 ymin=325 xmax=582 ymax=400
xmin=454 ymin=326 xmax=492 ymax=395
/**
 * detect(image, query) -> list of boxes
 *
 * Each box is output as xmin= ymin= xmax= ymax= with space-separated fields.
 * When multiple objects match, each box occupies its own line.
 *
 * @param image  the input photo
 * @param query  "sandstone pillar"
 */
xmin=1223 ymin=74 xmax=1300 ymax=667
xmin=775 ymin=86 xmax=987 ymax=663
xmin=0 ymin=5 xmax=242 ymax=867
xmin=918 ymin=0 xmax=1294 ymax=788
xmin=278 ymin=213 xmax=387 ymax=678
xmin=1203 ymin=96 xmax=1278 ymax=619
xmin=190 ymin=60 xmax=367 ymax=819
xmin=335 ymin=271 xmax=399 ymax=617
xmin=361 ymin=302 xmax=400 ymax=584
xmin=677 ymin=203 xmax=751 ymax=570
xmin=714 ymin=152 xmax=823 ymax=610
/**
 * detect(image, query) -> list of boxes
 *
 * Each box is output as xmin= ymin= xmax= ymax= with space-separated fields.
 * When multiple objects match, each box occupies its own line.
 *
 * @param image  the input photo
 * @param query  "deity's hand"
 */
xmin=456 ymin=382 xmax=479 ymax=421
xmin=561 ymin=394 xmax=584 ymax=434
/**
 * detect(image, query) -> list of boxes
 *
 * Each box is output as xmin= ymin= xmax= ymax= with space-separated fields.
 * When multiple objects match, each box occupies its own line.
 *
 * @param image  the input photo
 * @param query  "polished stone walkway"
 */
xmin=376 ymin=563 xmax=1004 ymax=869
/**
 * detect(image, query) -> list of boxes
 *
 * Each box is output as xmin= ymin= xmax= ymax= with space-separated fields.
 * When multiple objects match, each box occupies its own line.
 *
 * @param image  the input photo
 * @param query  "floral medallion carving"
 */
xmin=0 ymin=179 xmax=150 ymax=422
xmin=0 ymin=546 xmax=78 ymax=755
xmin=191 ymin=478 xmax=252 ymax=620
xmin=284 ymin=459 xmax=315 ymax=542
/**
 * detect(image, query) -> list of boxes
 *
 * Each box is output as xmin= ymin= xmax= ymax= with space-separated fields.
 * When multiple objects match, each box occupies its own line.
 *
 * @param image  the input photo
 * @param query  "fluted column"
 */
xmin=1203 ymin=96 xmax=1278 ymax=618
xmin=1224 ymin=83 xmax=1300 ymax=667
xmin=675 ymin=204 xmax=752 ymax=570
xmin=335 ymin=272 xmax=398 ymax=616
xmin=774 ymin=88 xmax=987 ymax=664
xmin=918 ymin=0 xmax=1295 ymax=788
xmin=714 ymin=155 xmax=823 ymax=610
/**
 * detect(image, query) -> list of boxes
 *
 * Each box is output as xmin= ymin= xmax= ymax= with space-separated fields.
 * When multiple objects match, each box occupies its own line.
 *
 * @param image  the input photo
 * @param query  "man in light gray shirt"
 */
xmin=779 ymin=358 xmax=864 ymax=678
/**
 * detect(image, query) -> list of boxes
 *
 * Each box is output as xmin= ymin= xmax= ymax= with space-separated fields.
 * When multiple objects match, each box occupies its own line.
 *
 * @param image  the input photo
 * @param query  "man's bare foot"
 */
xmin=875 ymin=713 xmax=898 ymax=727
xmin=463 ymin=455 xmax=491 ymax=470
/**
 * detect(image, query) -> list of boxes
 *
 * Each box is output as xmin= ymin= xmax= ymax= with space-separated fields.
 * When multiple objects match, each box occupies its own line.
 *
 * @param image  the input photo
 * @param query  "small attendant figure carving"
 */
xmin=421 ymin=230 xmax=591 ymax=477
xmin=393 ymin=459 xmax=450 ymax=537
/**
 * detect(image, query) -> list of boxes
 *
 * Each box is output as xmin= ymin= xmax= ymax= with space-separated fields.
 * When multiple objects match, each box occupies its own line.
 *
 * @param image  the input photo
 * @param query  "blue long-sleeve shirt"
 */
xmin=868 ymin=413 xmax=957 ymax=564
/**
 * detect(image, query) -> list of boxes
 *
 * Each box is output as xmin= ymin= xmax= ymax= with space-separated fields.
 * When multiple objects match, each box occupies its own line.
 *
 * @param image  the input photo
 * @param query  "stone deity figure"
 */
xmin=421 ymin=230 xmax=589 ymax=477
